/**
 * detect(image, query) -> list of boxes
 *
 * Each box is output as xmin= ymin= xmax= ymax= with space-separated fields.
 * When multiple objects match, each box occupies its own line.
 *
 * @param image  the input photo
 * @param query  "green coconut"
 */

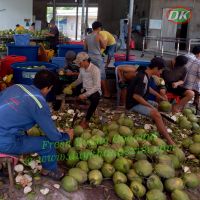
xmin=123 ymin=146 xmax=136 ymax=158
xmin=63 ymin=87 xmax=72 ymax=95
xmin=112 ymin=144 xmax=125 ymax=158
xmin=193 ymin=134 xmax=200 ymax=143
xmin=146 ymin=189 xmax=167 ymax=200
xmin=147 ymin=174 xmax=164 ymax=191
xmin=168 ymin=154 xmax=181 ymax=169
xmin=113 ymin=157 xmax=130 ymax=173
xmin=157 ymin=154 xmax=173 ymax=166
xmin=171 ymin=190 xmax=190 ymax=200
xmin=88 ymin=155 xmax=104 ymax=170
xmin=119 ymin=126 xmax=132 ymax=137
xmin=113 ymin=171 xmax=127 ymax=184
xmin=182 ymin=138 xmax=194 ymax=149
xmin=92 ymin=128 xmax=105 ymax=137
xmin=76 ymin=161 xmax=89 ymax=173
xmin=155 ymin=164 xmax=175 ymax=178
xmin=139 ymin=140 xmax=151 ymax=147
xmin=122 ymin=117 xmax=134 ymax=128
xmin=107 ymin=131 xmax=119 ymax=142
xmin=112 ymin=134 xmax=125 ymax=146
xmin=159 ymin=101 xmax=172 ymax=112
xmin=187 ymin=114 xmax=198 ymax=123
xmin=182 ymin=173 xmax=200 ymax=188
xmin=125 ymin=136 xmax=139 ymax=148
xmin=74 ymin=125 xmax=84 ymax=136
xmin=151 ymin=137 xmax=166 ymax=146
xmin=101 ymin=163 xmax=115 ymax=178
xmin=133 ymin=160 xmax=153 ymax=177
xmin=88 ymin=170 xmax=103 ymax=186
xmin=178 ymin=116 xmax=188 ymax=123
xmin=147 ymin=146 xmax=163 ymax=157
xmin=164 ymin=177 xmax=184 ymax=192
xmin=134 ymin=128 xmax=146 ymax=136
xmin=66 ymin=148 xmax=79 ymax=167
xmin=27 ymin=126 xmax=42 ymax=136
xmin=130 ymin=181 xmax=146 ymax=198
xmin=79 ymin=149 xmax=94 ymax=161
xmin=172 ymin=147 xmax=186 ymax=163
xmin=81 ymin=131 xmax=92 ymax=140
xmin=73 ymin=137 xmax=87 ymax=151
xmin=86 ymin=139 xmax=97 ymax=150
xmin=91 ymin=135 xmax=106 ymax=145
xmin=102 ymin=148 xmax=117 ymax=163
xmin=189 ymin=143 xmax=200 ymax=155
xmin=68 ymin=168 xmax=87 ymax=184
xmin=135 ymin=152 xmax=147 ymax=160
xmin=183 ymin=108 xmax=193 ymax=116
xmin=114 ymin=183 xmax=134 ymax=200
xmin=127 ymin=169 xmax=143 ymax=183
xmin=192 ymin=122 xmax=200 ymax=131
xmin=107 ymin=122 xmax=119 ymax=132
xmin=57 ymin=142 xmax=71 ymax=154
xmin=61 ymin=176 xmax=78 ymax=192
xmin=179 ymin=119 xmax=192 ymax=130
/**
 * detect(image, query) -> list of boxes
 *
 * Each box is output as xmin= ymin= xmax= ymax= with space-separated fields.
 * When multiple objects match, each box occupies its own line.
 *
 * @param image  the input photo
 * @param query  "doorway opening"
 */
xmin=176 ymin=23 xmax=188 ymax=50
xmin=47 ymin=6 xmax=98 ymax=40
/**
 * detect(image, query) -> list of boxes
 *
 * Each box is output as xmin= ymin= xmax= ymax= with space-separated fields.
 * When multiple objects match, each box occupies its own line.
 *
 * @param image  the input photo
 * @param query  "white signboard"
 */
xmin=149 ymin=19 xmax=162 ymax=29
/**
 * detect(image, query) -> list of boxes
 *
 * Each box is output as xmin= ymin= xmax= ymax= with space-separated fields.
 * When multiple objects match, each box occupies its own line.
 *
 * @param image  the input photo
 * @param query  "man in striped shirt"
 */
xmin=66 ymin=52 xmax=101 ymax=128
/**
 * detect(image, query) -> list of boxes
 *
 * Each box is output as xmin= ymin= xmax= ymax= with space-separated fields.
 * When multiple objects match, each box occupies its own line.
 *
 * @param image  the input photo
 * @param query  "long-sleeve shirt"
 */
xmin=0 ymin=84 xmax=69 ymax=145
xmin=73 ymin=62 xmax=101 ymax=97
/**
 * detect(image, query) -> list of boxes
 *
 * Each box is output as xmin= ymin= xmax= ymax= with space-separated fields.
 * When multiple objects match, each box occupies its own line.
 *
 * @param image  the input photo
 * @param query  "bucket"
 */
xmin=7 ymin=44 xmax=40 ymax=61
xmin=14 ymin=34 xmax=30 ymax=46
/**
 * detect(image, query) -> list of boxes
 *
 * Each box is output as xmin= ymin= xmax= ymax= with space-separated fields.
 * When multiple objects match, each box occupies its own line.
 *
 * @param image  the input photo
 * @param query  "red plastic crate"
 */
xmin=0 ymin=55 xmax=27 ymax=78
xmin=166 ymin=92 xmax=180 ymax=103
xmin=114 ymin=53 xmax=136 ymax=61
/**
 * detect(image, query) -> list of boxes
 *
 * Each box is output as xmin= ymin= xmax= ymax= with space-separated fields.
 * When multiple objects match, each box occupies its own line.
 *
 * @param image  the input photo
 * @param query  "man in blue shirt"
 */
xmin=0 ymin=70 xmax=73 ymax=180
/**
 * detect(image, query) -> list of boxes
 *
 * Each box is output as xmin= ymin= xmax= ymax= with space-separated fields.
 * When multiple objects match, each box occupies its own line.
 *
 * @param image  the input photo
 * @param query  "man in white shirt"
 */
xmin=65 ymin=52 xmax=101 ymax=128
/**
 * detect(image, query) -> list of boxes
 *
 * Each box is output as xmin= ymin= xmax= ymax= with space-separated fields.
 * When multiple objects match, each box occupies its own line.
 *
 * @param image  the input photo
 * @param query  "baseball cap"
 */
xmin=74 ymin=52 xmax=90 ymax=65
xmin=149 ymin=57 xmax=166 ymax=69
xmin=65 ymin=50 xmax=76 ymax=60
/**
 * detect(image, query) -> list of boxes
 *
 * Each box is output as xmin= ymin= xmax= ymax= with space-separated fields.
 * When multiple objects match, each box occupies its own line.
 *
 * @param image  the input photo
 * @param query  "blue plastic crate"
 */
xmin=7 ymin=44 xmax=39 ymax=61
xmin=14 ymin=34 xmax=30 ymax=46
xmin=11 ymin=61 xmax=59 ymax=85
xmin=114 ymin=60 xmax=150 ymax=67
xmin=51 ymin=57 xmax=65 ymax=68
xmin=57 ymin=44 xmax=84 ymax=57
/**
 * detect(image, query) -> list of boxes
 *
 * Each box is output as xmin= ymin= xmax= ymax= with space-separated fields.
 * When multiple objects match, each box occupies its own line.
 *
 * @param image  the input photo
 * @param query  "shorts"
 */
xmin=90 ymin=58 xmax=106 ymax=80
xmin=167 ymin=85 xmax=187 ymax=97
xmin=104 ymin=44 xmax=116 ymax=57
xmin=129 ymin=100 xmax=158 ymax=117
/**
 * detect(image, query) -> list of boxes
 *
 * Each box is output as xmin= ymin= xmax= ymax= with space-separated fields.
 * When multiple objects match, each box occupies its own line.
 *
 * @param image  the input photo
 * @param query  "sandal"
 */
xmin=41 ymin=168 xmax=64 ymax=181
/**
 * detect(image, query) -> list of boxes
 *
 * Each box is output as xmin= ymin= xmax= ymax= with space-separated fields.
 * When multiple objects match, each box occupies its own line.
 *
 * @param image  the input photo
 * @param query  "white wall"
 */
xmin=0 ymin=0 xmax=33 ymax=30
